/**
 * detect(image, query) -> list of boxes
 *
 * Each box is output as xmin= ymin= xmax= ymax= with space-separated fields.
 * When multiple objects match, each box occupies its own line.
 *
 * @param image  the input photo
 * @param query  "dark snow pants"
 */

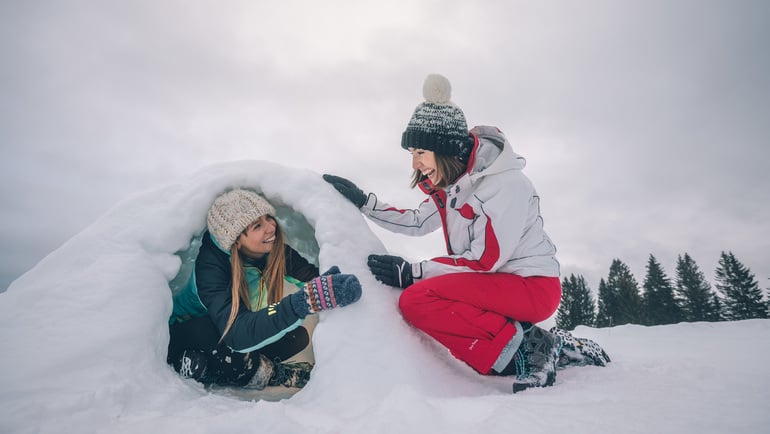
xmin=398 ymin=273 xmax=561 ymax=374
xmin=168 ymin=315 xmax=308 ymax=386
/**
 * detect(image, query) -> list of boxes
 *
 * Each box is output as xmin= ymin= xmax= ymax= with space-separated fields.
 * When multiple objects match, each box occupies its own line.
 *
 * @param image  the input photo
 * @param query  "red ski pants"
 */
xmin=398 ymin=273 xmax=561 ymax=374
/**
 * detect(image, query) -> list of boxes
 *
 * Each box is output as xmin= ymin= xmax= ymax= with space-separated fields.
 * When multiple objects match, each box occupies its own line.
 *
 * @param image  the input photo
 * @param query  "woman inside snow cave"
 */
xmin=324 ymin=74 xmax=610 ymax=393
xmin=167 ymin=188 xmax=362 ymax=389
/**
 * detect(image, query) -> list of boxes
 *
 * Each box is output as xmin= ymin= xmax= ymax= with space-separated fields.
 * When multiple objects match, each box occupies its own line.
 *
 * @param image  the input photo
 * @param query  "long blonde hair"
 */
xmin=220 ymin=216 xmax=287 ymax=341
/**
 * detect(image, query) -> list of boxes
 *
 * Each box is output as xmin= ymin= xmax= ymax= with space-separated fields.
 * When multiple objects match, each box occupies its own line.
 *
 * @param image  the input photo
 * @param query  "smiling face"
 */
xmin=409 ymin=147 xmax=440 ymax=185
xmin=235 ymin=215 xmax=277 ymax=259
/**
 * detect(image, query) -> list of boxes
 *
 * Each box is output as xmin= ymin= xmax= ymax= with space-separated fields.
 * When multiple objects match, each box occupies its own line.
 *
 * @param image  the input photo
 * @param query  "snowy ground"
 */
xmin=1 ymin=161 xmax=768 ymax=434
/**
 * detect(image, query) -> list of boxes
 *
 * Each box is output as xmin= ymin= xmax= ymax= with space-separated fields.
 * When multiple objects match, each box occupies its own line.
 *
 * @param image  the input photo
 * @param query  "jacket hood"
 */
xmin=416 ymin=126 xmax=524 ymax=194
xmin=466 ymin=125 xmax=525 ymax=179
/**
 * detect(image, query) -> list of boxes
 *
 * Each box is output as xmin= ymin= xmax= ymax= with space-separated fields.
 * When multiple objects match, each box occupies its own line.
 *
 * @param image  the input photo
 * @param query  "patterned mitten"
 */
xmin=549 ymin=327 xmax=611 ymax=368
xmin=290 ymin=272 xmax=362 ymax=316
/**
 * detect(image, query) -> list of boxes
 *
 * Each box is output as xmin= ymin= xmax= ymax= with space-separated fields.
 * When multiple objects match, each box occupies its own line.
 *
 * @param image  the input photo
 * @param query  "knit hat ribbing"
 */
xmin=401 ymin=74 xmax=472 ymax=162
xmin=207 ymin=189 xmax=276 ymax=250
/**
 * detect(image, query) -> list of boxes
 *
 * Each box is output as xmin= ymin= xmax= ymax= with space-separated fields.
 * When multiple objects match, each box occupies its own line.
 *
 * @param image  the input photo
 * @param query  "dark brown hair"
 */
xmin=410 ymin=153 xmax=468 ymax=189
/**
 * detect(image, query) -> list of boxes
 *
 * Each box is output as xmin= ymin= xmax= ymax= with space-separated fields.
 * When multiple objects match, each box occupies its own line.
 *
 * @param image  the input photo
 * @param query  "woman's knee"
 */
xmin=398 ymin=284 xmax=428 ymax=321
xmin=531 ymin=276 xmax=562 ymax=320
xmin=398 ymin=280 xmax=447 ymax=326
xmin=398 ymin=287 xmax=415 ymax=318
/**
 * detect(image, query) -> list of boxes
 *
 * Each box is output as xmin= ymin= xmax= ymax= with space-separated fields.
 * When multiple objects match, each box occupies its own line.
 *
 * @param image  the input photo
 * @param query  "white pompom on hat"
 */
xmin=401 ymin=74 xmax=472 ymax=162
xmin=207 ymin=189 xmax=276 ymax=250
xmin=422 ymin=73 xmax=452 ymax=104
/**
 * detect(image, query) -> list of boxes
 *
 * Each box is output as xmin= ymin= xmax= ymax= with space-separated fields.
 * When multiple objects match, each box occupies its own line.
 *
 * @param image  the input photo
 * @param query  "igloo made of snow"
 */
xmin=0 ymin=160 xmax=517 ymax=433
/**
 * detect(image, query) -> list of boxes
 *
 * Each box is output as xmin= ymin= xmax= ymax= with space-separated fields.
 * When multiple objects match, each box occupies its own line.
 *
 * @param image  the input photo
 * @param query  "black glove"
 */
xmin=367 ymin=254 xmax=417 ymax=288
xmin=323 ymin=174 xmax=367 ymax=208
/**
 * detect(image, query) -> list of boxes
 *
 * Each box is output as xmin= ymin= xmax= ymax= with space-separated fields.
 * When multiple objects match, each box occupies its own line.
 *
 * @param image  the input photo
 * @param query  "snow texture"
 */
xmin=1 ymin=160 xmax=768 ymax=434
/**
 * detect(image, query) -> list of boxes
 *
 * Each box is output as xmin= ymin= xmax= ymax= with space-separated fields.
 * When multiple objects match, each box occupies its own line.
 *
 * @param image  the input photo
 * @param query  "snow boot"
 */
xmin=202 ymin=346 xmax=266 ymax=387
xmin=245 ymin=355 xmax=314 ymax=389
xmin=549 ymin=327 xmax=611 ymax=368
xmin=510 ymin=325 xmax=561 ymax=393
xmin=178 ymin=349 xmax=211 ymax=383
xmin=269 ymin=359 xmax=314 ymax=389
xmin=245 ymin=354 xmax=276 ymax=390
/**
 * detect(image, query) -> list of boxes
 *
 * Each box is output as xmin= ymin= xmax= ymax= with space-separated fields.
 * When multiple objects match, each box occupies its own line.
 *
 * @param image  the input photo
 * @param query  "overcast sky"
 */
xmin=2 ymin=0 xmax=769 ymax=293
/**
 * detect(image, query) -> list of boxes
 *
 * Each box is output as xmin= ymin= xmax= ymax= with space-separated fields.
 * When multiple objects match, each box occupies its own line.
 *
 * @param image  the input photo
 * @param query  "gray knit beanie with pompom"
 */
xmin=401 ymin=74 xmax=473 ymax=163
xmin=207 ymin=189 xmax=276 ymax=250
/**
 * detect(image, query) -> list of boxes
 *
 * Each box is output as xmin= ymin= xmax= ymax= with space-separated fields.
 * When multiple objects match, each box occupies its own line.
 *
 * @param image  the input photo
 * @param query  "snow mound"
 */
xmin=1 ymin=160 xmax=768 ymax=434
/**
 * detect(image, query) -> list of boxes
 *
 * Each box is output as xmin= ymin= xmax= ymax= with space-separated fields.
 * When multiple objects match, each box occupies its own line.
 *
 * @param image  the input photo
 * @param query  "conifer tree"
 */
xmin=642 ymin=254 xmax=681 ymax=325
xmin=596 ymin=259 xmax=643 ymax=326
xmin=595 ymin=278 xmax=612 ymax=327
xmin=556 ymin=274 xmax=596 ymax=330
xmin=765 ymin=288 xmax=770 ymax=318
xmin=710 ymin=293 xmax=725 ymax=322
xmin=675 ymin=253 xmax=720 ymax=322
xmin=715 ymin=251 xmax=768 ymax=320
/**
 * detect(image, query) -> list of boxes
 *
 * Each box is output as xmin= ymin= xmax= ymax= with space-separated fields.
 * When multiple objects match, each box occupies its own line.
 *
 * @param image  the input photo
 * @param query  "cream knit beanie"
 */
xmin=207 ymin=189 xmax=276 ymax=250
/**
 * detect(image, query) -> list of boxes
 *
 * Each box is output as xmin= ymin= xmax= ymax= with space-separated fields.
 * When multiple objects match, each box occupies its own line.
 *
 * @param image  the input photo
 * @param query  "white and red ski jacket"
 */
xmin=361 ymin=125 xmax=560 ymax=281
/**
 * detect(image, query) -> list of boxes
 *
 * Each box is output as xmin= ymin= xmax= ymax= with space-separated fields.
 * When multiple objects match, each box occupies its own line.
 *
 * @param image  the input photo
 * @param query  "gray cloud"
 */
xmin=2 ymin=0 xmax=769 ymax=292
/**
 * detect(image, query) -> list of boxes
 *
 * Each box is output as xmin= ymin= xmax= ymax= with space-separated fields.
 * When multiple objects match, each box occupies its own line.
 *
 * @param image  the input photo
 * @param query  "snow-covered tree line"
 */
xmin=556 ymin=251 xmax=769 ymax=330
